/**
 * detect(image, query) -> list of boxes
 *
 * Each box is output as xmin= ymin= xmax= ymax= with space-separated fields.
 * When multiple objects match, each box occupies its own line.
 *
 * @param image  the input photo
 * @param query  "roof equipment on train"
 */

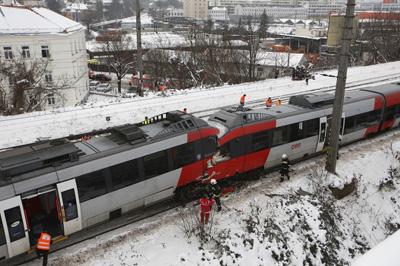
xmin=289 ymin=92 xmax=335 ymax=108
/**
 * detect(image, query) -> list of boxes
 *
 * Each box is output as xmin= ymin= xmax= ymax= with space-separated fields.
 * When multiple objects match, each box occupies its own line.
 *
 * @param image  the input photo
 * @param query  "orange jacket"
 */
xmin=240 ymin=95 xmax=246 ymax=105
xmin=37 ymin=233 xmax=51 ymax=251
xmin=266 ymin=98 xmax=273 ymax=107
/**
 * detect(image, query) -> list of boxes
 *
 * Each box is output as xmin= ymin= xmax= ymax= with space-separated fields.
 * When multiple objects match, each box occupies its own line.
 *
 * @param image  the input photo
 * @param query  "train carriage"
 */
xmin=0 ymin=111 xmax=218 ymax=260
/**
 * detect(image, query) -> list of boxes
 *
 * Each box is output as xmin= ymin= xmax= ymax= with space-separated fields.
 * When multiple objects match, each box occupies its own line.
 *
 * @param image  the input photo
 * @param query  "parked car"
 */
xmin=95 ymin=83 xmax=112 ymax=93
xmin=89 ymin=80 xmax=100 ymax=91
xmin=93 ymin=73 xmax=112 ymax=82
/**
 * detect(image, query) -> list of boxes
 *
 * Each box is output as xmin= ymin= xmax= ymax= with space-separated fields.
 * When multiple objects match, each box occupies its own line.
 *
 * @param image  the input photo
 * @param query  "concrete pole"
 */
xmin=325 ymin=0 xmax=356 ymax=173
xmin=136 ymin=0 xmax=143 ymax=97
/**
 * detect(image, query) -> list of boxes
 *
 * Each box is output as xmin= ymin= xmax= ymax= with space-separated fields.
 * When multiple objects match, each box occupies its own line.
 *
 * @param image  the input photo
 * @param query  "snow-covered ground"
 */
xmin=0 ymin=61 xmax=400 ymax=149
xmin=24 ymin=130 xmax=400 ymax=266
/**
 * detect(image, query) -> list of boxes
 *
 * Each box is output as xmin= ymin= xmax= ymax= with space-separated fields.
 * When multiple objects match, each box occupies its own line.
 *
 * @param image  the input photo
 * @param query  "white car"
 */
xmin=96 ymin=83 xmax=112 ymax=93
xmin=89 ymin=81 xmax=100 ymax=91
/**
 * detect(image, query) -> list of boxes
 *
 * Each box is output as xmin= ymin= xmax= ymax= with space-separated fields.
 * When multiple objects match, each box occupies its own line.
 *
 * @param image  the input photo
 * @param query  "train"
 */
xmin=0 ymin=82 xmax=399 ymax=261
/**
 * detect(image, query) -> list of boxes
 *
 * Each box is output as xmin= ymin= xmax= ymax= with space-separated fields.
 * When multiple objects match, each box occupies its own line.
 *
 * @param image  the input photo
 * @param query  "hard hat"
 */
xmin=204 ymin=172 xmax=209 ymax=177
xmin=282 ymin=154 xmax=288 ymax=159
xmin=210 ymin=179 xmax=217 ymax=185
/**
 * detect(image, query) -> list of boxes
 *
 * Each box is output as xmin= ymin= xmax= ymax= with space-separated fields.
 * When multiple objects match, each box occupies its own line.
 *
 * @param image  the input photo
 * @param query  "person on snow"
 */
xmin=266 ymin=97 xmax=273 ymax=108
xmin=199 ymin=195 xmax=215 ymax=225
xmin=280 ymin=154 xmax=291 ymax=182
xmin=206 ymin=179 xmax=222 ymax=212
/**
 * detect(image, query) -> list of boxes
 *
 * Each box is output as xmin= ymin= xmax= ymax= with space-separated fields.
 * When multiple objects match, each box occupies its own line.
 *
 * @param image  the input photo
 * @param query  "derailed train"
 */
xmin=0 ymin=83 xmax=399 ymax=261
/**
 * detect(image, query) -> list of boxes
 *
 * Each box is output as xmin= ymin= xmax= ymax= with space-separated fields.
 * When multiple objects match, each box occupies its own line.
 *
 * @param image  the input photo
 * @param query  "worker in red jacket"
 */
xmin=199 ymin=196 xmax=215 ymax=225
xmin=36 ymin=232 xmax=52 ymax=266
xmin=240 ymin=94 xmax=246 ymax=106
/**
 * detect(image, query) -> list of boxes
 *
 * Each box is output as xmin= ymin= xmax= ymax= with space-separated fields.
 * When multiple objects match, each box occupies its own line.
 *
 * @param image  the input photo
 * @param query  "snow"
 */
xmin=24 ymin=129 xmax=400 ymax=266
xmin=0 ymin=6 xmax=84 ymax=34
xmin=0 ymin=61 xmax=399 ymax=149
xmin=256 ymin=51 xmax=305 ymax=67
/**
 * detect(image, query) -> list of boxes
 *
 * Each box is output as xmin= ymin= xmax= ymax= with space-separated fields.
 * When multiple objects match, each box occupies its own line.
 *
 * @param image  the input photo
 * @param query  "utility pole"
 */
xmin=325 ymin=0 xmax=356 ymax=173
xmin=136 ymin=0 xmax=143 ymax=97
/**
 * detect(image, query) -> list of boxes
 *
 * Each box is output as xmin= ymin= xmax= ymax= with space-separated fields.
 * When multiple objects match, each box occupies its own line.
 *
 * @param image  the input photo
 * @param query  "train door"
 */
xmin=316 ymin=117 xmax=327 ymax=152
xmin=0 ymin=196 xmax=30 ymax=258
xmin=56 ymin=179 xmax=82 ymax=236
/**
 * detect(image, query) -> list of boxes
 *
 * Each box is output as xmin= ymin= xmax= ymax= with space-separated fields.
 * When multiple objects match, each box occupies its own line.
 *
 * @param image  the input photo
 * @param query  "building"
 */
xmin=234 ymin=4 xmax=308 ymax=19
xmin=209 ymin=6 xmax=228 ymax=21
xmin=165 ymin=8 xmax=184 ymax=18
xmin=0 ymin=6 xmax=89 ymax=111
xmin=305 ymin=2 xmax=346 ymax=18
xmin=183 ymin=0 xmax=209 ymax=20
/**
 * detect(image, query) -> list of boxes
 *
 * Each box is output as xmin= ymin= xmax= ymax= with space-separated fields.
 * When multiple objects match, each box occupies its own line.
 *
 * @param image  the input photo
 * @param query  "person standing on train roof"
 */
xmin=143 ymin=116 xmax=150 ymax=125
xmin=276 ymin=98 xmax=282 ymax=107
xmin=266 ymin=97 xmax=273 ymax=108
xmin=36 ymin=232 xmax=52 ymax=266
xmin=183 ymin=108 xmax=187 ymax=113
xmin=240 ymin=94 xmax=246 ymax=106
xmin=280 ymin=154 xmax=291 ymax=182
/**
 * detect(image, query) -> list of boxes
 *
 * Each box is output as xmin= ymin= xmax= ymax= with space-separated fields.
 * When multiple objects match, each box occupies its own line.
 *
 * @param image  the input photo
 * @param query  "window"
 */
xmin=5 ymin=207 xmax=25 ymax=242
xmin=143 ymin=151 xmax=169 ymax=179
xmin=344 ymin=116 xmax=356 ymax=134
xmin=21 ymin=46 xmax=30 ymax=59
xmin=47 ymin=93 xmax=55 ymax=105
xmin=0 ymin=216 xmax=6 ymax=246
xmin=271 ymin=126 xmax=289 ymax=147
xmin=289 ymin=122 xmax=303 ymax=142
xmin=303 ymin=119 xmax=319 ymax=138
xmin=3 ymin=47 xmax=13 ymax=60
xmin=76 ymin=170 xmax=108 ymax=202
xmin=171 ymin=142 xmax=196 ymax=169
xmin=61 ymin=189 xmax=78 ymax=221
xmin=41 ymin=45 xmax=50 ymax=58
xmin=110 ymin=159 xmax=140 ymax=190
xmin=45 ymin=72 xmax=53 ymax=83
xmin=202 ymin=137 xmax=217 ymax=158
xmin=251 ymin=130 xmax=270 ymax=152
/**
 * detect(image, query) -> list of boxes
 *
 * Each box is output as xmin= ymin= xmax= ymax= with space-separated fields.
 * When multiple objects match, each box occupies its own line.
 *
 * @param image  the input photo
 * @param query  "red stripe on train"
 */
xmin=188 ymin=127 xmax=219 ymax=142
xmin=219 ymin=120 xmax=276 ymax=145
xmin=386 ymin=92 xmax=400 ymax=107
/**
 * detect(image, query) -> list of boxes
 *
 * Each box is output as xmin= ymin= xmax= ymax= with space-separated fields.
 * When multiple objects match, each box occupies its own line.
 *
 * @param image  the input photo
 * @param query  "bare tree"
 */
xmin=101 ymin=34 xmax=135 ymax=93
xmin=0 ymin=59 xmax=68 ymax=114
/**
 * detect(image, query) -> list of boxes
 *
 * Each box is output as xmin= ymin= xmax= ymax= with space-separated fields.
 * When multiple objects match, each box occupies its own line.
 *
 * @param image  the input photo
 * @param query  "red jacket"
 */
xmin=240 ymin=95 xmax=246 ymax=105
xmin=199 ymin=198 xmax=214 ymax=213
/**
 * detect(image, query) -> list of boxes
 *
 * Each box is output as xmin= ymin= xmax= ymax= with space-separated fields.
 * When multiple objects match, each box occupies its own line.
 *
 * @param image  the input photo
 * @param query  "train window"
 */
xmin=202 ymin=137 xmax=217 ymax=158
xmin=219 ymin=143 xmax=231 ymax=159
xmin=171 ymin=142 xmax=196 ymax=169
xmin=344 ymin=116 xmax=356 ymax=134
xmin=384 ymin=106 xmax=396 ymax=121
xmin=303 ymin=119 xmax=319 ymax=137
xmin=76 ymin=170 xmax=108 ymax=202
xmin=289 ymin=123 xmax=303 ymax=142
xmin=271 ymin=127 xmax=289 ymax=147
xmin=110 ymin=159 xmax=140 ymax=190
xmin=251 ymin=130 xmax=270 ymax=152
xmin=144 ymin=150 xmax=169 ymax=179
xmin=229 ymin=137 xmax=247 ymax=158
xmin=0 ymin=217 xmax=6 ymax=246
xmin=62 ymin=189 xmax=78 ymax=221
xmin=4 ymin=207 xmax=25 ymax=242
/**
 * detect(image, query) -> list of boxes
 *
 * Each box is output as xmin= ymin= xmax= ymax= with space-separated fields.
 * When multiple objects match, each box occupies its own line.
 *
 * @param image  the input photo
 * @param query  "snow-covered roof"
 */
xmin=256 ymin=51 xmax=305 ymax=67
xmin=0 ymin=5 xmax=84 ymax=34
xmin=64 ymin=2 xmax=88 ymax=11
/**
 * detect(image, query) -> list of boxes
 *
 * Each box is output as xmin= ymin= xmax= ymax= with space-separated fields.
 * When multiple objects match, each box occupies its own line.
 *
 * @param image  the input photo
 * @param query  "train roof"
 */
xmin=0 ymin=110 xmax=208 ymax=187
xmin=361 ymin=82 xmax=400 ymax=95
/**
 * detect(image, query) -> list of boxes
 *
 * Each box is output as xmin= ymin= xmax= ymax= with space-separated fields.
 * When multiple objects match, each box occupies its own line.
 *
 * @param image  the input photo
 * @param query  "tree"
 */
xmin=80 ymin=10 xmax=98 ymax=32
xmin=101 ymin=34 xmax=135 ymax=93
xmin=106 ymin=0 xmax=122 ymax=20
xmin=259 ymin=10 xmax=268 ymax=39
xmin=0 ymin=59 xmax=68 ymax=114
xmin=96 ymin=0 xmax=104 ymax=21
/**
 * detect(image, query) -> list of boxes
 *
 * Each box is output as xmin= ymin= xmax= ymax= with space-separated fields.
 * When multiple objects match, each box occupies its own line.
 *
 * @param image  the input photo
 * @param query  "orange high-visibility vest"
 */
xmin=240 ymin=95 xmax=246 ymax=105
xmin=266 ymin=98 xmax=273 ymax=107
xmin=37 ymin=233 xmax=51 ymax=251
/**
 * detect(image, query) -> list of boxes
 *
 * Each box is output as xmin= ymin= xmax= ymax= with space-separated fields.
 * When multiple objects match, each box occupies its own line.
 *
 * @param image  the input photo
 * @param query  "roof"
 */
xmin=256 ymin=51 xmax=305 ymax=67
xmin=0 ymin=5 xmax=84 ymax=35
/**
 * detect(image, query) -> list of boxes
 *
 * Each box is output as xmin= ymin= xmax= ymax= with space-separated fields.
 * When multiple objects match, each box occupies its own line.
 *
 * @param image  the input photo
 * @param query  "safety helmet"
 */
xmin=210 ymin=179 xmax=217 ymax=185
xmin=282 ymin=154 xmax=288 ymax=159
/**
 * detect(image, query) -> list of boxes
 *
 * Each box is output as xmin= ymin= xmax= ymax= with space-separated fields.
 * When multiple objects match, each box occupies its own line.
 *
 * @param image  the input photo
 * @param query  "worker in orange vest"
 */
xmin=36 ymin=232 xmax=52 ymax=266
xmin=199 ymin=196 xmax=215 ymax=225
xmin=266 ymin=97 xmax=273 ymax=108
xmin=276 ymin=98 xmax=282 ymax=107
xmin=240 ymin=94 xmax=246 ymax=106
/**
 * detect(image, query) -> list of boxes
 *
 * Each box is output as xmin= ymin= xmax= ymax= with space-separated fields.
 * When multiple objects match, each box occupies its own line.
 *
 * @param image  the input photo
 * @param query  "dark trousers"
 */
xmin=280 ymin=171 xmax=290 ymax=181
xmin=214 ymin=197 xmax=222 ymax=211
xmin=37 ymin=250 xmax=49 ymax=266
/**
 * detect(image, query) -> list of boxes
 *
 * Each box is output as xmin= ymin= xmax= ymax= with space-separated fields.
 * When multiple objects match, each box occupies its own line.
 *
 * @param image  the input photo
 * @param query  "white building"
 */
xmin=165 ymin=8 xmax=184 ymax=18
xmin=0 ymin=6 xmax=89 ymax=110
xmin=305 ymin=2 xmax=345 ymax=17
xmin=209 ymin=6 xmax=228 ymax=21
xmin=235 ymin=5 xmax=309 ymax=19
xmin=183 ymin=0 xmax=209 ymax=20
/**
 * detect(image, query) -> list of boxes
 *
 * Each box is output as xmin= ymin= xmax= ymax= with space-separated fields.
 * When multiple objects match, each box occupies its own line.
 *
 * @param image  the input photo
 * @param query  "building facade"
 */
xmin=305 ymin=2 xmax=345 ymax=18
xmin=234 ymin=5 xmax=308 ymax=19
xmin=0 ymin=6 xmax=89 ymax=111
xmin=183 ymin=0 xmax=209 ymax=20
xmin=209 ymin=7 xmax=229 ymax=21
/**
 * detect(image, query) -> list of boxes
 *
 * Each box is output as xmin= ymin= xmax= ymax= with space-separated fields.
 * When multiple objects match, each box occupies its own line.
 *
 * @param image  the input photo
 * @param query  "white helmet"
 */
xmin=282 ymin=154 xmax=288 ymax=159
xmin=210 ymin=179 xmax=217 ymax=185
